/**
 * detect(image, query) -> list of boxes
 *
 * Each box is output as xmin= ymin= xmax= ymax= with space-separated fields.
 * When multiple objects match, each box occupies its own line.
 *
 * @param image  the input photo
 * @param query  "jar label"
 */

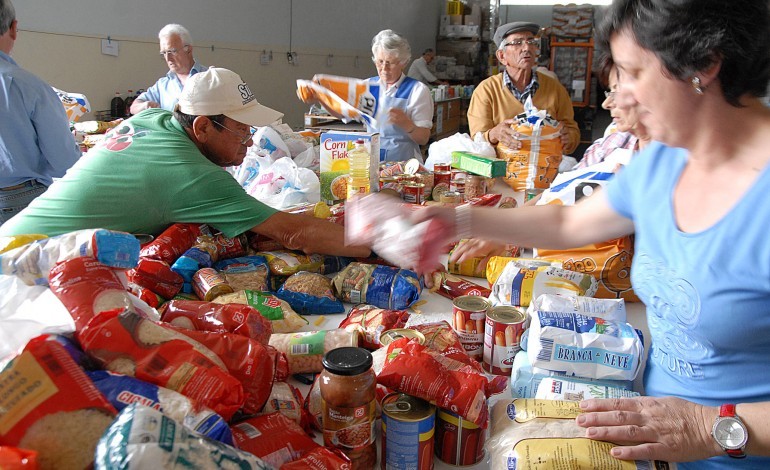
xmin=322 ymin=400 xmax=376 ymax=450
xmin=288 ymin=331 xmax=327 ymax=356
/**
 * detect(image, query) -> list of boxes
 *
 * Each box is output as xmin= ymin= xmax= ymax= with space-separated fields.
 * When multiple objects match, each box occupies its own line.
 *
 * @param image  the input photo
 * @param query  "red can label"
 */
xmin=482 ymin=306 xmax=526 ymax=375
xmin=402 ymin=183 xmax=424 ymax=205
xmin=433 ymin=171 xmax=451 ymax=187
xmin=452 ymin=296 xmax=490 ymax=360
xmin=434 ymin=408 xmax=485 ymax=466
xmin=434 ymin=163 xmax=451 ymax=172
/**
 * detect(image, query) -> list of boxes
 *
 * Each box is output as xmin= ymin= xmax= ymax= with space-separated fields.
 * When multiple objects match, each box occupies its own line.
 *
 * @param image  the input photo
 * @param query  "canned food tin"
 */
xmin=417 ymin=172 xmax=434 ymax=200
xmin=450 ymin=169 xmax=468 ymax=181
xmin=498 ymin=196 xmax=518 ymax=209
xmin=379 ymin=328 xmax=426 ymax=346
xmin=434 ymin=408 xmax=486 ymax=466
xmin=439 ymin=191 xmax=463 ymax=205
xmin=450 ymin=178 xmax=466 ymax=197
xmin=464 ymin=175 xmax=488 ymax=200
xmin=433 ymin=163 xmax=451 ymax=173
xmin=402 ymin=183 xmax=425 ymax=204
xmin=451 ymin=295 xmax=491 ymax=360
xmin=380 ymin=176 xmax=399 ymax=190
xmin=483 ymin=306 xmax=526 ymax=375
xmin=192 ymin=267 xmax=234 ymax=301
xmin=381 ymin=393 xmax=436 ymax=470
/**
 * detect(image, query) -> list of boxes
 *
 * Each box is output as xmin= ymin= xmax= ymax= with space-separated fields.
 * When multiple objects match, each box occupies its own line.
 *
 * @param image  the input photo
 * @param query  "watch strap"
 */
xmin=720 ymin=403 xmax=737 ymax=418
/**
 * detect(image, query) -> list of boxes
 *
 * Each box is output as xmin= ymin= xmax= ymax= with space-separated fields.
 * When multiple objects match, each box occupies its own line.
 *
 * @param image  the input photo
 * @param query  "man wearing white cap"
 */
xmin=468 ymin=21 xmax=579 ymax=154
xmin=0 ymin=68 xmax=370 ymax=257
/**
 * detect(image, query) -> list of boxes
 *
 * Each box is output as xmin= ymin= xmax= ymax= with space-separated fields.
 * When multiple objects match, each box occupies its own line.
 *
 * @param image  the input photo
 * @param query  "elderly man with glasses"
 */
xmin=130 ymin=23 xmax=208 ymax=114
xmin=0 ymin=68 xmax=371 ymax=259
xmin=467 ymin=21 xmax=579 ymax=155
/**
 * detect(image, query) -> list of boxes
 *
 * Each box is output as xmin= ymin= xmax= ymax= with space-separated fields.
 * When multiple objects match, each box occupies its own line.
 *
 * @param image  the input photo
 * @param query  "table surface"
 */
xmin=292 ymin=182 xmax=649 ymax=469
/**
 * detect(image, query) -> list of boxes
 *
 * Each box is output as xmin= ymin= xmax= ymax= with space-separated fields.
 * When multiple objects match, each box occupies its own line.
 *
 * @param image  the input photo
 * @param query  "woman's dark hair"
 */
xmin=173 ymin=111 xmax=226 ymax=130
xmin=593 ymin=50 xmax=615 ymax=89
xmin=595 ymin=0 xmax=770 ymax=106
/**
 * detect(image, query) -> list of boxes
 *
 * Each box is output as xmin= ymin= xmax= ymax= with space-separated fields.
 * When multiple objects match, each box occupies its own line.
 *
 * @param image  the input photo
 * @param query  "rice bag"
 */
xmin=527 ymin=293 xmax=627 ymax=324
xmin=528 ymin=310 xmax=644 ymax=381
xmin=0 ymin=228 xmax=140 ymax=286
xmin=276 ymin=271 xmax=344 ymax=315
xmin=0 ymin=335 xmax=117 ymax=470
xmin=489 ymin=261 xmax=597 ymax=308
xmin=126 ymin=257 xmax=183 ymax=299
xmin=212 ymin=255 xmax=270 ymax=291
xmin=338 ymin=304 xmax=410 ymax=349
xmin=331 ymin=262 xmax=422 ymax=310
xmin=268 ymin=329 xmax=359 ymax=374
xmin=78 ymin=308 xmax=245 ymax=420
xmin=95 ymin=404 xmax=271 ymax=470
xmin=211 ymin=290 xmax=308 ymax=333
xmin=86 ymin=370 xmax=233 ymax=445
xmin=48 ymin=256 xmax=134 ymax=331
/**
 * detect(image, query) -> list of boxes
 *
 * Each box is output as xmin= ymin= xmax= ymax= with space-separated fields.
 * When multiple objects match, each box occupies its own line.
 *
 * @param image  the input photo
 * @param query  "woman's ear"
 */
xmin=698 ymin=57 xmax=722 ymax=89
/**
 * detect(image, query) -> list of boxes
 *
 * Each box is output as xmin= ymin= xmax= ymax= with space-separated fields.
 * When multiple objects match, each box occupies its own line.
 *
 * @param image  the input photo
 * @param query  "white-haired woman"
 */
xmin=367 ymin=29 xmax=433 ymax=162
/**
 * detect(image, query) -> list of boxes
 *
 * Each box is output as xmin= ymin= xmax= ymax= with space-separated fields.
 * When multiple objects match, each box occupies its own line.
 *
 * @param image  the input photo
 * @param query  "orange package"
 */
xmin=0 ymin=447 xmax=38 ymax=469
xmin=377 ymin=337 xmax=507 ymax=427
xmin=77 ymin=309 xmax=245 ymax=420
xmin=496 ymin=115 xmax=563 ymax=191
xmin=0 ymin=335 xmax=117 ymax=470
xmin=159 ymin=299 xmax=272 ymax=346
xmin=163 ymin=323 xmax=276 ymax=415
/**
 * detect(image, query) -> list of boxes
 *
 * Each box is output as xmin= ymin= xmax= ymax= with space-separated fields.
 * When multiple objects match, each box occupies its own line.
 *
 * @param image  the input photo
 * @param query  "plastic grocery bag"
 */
xmin=425 ymin=132 xmax=495 ymax=170
xmin=245 ymin=156 xmax=320 ymax=209
xmin=53 ymin=87 xmax=91 ymax=122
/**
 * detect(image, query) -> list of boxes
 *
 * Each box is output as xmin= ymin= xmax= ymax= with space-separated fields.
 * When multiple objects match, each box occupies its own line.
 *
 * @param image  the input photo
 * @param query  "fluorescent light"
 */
xmin=501 ymin=0 xmax=612 ymax=5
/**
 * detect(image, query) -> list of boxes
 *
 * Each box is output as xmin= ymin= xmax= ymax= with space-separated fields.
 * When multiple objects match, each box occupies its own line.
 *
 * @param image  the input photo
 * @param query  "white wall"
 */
xmin=11 ymin=0 xmax=444 ymax=127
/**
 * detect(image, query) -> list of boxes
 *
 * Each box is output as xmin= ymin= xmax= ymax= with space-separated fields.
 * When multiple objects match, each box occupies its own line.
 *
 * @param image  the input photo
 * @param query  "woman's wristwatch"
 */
xmin=711 ymin=404 xmax=748 ymax=459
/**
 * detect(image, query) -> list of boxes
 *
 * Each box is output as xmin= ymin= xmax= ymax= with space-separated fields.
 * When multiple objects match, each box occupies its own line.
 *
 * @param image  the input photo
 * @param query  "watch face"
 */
xmin=714 ymin=417 xmax=748 ymax=450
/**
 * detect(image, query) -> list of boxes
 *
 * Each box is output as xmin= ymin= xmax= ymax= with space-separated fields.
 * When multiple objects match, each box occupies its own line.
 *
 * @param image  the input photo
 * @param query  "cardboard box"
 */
xmin=451 ymin=151 xmax=507 ymax=178
xmin=320 ymin=131 xmax=380 ymax=203
xmin=449 ymin=14 xmax=463 ymax=25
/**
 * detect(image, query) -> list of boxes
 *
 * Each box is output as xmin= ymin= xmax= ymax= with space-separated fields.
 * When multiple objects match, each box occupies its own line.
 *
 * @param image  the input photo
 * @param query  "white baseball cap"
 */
xmin=176 ymin=67 xmax=284 ymax=126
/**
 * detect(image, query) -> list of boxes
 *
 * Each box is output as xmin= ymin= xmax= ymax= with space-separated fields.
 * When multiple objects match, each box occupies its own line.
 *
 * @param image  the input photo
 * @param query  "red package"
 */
xmin=280 ymin=447 xmax=351 ymax=470
xmin=232 ymin=413 xmax=349 ymax=470
xmin=78 ymin=309 xmax=245 ymax=420
xmin=139 ymin=223 xmax=203 ymax=264
xmin=127 ymin=258 xmax=184 ymax=299
xmin=338 ymin=305 xmax=410 ymax=349
xmin=0 ymin=335 xmax=116 ymax=470
xmin=432 ymin=272 xmax=491 ymax=300
xmin=377 ymin=337 xmax=507 ymax=427
xmin=0 ymin=447 xmax=38 ymax=469
xmin=410 ymin=321 xmax=484 ymax=372
xmin=159 ymin=299 xmax=272 ymax=346
xmin=126 ymin=284 xmax=164 ymax=308
xmin=270 ymin=345 xmax=290 ymax=382
xmin=48 ymin=256 xmax=132 ymax=331
xmin=213 ymin=233 xmax=248 ymax=260
xmin=461 ymin=193 xmax=502 ymax=207
xmin=163 ymin=323 xmax=276 ymax=414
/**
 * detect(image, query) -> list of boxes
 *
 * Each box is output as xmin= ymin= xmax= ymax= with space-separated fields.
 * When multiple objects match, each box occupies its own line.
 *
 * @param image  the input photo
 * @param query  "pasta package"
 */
xmin=259 ymin=250 xmax=325 ymax=276
xmin=159 ymin=299 xmax=273 ymax=344
xmin=268 ymin=329 xmax=359 ymax=374
xmin=489 ymin=261 xmax=597 ymax=308
xmin=276 ymin=271 xmax=344 ymax=315
xmin=212 ymin=255 xmax=270 ymax=292
xmin=139 ymin=223 xmax=205 ymax=264
xmin=447 ymin=239 xmax=519 ymax=278
xmin=331 ymin=262 xmax=422 ymax=310
xmin=338 ymin=304 xmax=410 ymax=349
xmin=211 ymin=290 xmax=308 ymax=333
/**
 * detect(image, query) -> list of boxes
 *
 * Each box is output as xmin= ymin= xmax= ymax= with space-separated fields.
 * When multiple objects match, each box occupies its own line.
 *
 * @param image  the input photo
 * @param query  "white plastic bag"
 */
xmin=425 ymin=132 xmax=495 ymax=170
xmin=245 ymin=156 xmax=320 ymax=209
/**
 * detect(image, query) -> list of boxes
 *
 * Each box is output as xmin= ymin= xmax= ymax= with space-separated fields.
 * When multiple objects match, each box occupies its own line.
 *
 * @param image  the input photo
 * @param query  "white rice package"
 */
xmin=535 ymin=377 xmax=640 ymax=401
xmin=528 ymin=310 xmax=644 ymax=381
xmin=95 ymin=404 xmax=273 ymax=470
xmin=527 ymin=293 xmax=626 ymax=324
xmin=489 ymin=261 xmax=597 ymax=308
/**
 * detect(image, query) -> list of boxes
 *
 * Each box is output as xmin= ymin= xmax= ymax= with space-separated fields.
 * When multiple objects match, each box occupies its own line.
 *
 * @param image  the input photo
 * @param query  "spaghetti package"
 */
xmin=331 ymin=262 xmax=422 ymax=310
xmin=159 ymin=299 xmax=273 ymax=345
xmin=338 ymin=304 xmax=410 ymax=349
xmin=78 ymin=308 xmax=245 ymax=420
xmin=496 ymin=100 xmax=563 ymax=191
xmin=447 ymin=239 xmax=519 ymax=278
xmin=126 ymin=257 xmax=183 ymax=299
xmin=95 ymin=404 xmax=271 ymax=470
xmin=377 ymin=337 xmax=507 ymax=427
xmin=276 ymin=271 xmax=344 ymax=315
xmin=0 ymin=335 xmax=117 ymax=470
xmin=212 ymin=255 xmax=270 ymax=292
xmin=535 ymin=162 xmax=639 ymax=301
xmin=489 ymin=260 xmax=597 ymax=308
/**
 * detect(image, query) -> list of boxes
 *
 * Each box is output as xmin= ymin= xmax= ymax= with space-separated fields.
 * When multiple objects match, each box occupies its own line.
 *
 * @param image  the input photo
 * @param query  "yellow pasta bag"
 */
xmin=496 ymin=110 xmax=563 ymax=191
xmin=485 ymin=256 xmax=561 ymax=286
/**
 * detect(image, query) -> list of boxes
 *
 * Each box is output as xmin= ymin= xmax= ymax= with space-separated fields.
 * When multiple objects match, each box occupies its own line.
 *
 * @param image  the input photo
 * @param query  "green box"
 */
xmin=451 ymin=151 xmax=507 ymax=178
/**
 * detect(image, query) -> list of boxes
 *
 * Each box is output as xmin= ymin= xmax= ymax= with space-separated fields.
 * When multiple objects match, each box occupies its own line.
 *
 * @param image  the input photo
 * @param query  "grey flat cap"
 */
xmin=493 ymin=21 xmax=541 ymax=47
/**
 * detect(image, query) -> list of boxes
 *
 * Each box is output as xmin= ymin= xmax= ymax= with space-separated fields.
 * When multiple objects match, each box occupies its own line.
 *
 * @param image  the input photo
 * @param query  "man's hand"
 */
xmin=488 ymin=119 xmax=522 ymax=149
xmin=556 ymin=122 xmax=570 ymax=151
xmin=130 ymin=99 xmax=160 ymax=115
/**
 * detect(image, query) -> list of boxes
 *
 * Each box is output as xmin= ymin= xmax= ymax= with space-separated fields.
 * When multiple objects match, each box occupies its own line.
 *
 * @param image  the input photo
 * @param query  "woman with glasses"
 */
xmin=365 ymin=29 xmax=433 ymax=162
xmin=573 ymin=52 xmax=651 ymax=170
xmin=130 ymin=24 xmax=208 ymax=114
xmin=467 ymin=21 xmax=580 ymax=155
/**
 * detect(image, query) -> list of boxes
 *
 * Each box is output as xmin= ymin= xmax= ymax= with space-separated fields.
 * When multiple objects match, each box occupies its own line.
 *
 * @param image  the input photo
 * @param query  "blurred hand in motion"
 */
xmin=449 ymin=238 xmax=508 ymax=265
xmin=577 ymin=396 xmax=718 ymax=463
xmin=387 ymin=107 xmax=412 ymax=131
xmin=488 ymin=118 xmax=521 ymax=149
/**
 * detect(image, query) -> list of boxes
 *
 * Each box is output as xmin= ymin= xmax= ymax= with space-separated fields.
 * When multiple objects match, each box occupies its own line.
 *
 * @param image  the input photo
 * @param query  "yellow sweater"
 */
xmin=467 ymin=71 xmax=580 ymax=155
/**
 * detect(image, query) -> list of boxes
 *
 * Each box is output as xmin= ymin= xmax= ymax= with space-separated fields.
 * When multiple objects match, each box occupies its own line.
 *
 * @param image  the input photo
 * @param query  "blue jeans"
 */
xmin=0 ymin=180 xmax=47 ymax=225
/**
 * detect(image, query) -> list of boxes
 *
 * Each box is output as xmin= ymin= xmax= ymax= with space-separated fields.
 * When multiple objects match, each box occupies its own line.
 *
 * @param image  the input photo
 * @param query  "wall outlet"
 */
xmin=260 ymin=50 xmax=271 ymax=65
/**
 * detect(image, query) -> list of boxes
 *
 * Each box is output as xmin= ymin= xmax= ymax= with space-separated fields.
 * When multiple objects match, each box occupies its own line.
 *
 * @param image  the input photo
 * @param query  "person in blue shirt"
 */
xmin=130 ymin=24 xmax=207 ymax=114
xmin=0 ymin=0 xmax=81 ymax=225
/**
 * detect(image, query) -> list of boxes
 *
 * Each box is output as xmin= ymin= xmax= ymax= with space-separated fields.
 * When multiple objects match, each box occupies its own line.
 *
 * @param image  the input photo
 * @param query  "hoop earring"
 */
xmin=691 ymin=76 xmax=704 ymax=95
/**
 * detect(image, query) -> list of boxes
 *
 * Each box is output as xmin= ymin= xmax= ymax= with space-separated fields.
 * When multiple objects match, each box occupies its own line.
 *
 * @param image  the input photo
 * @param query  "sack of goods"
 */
xmin=495 ymin=98 xmax=563 ymax=191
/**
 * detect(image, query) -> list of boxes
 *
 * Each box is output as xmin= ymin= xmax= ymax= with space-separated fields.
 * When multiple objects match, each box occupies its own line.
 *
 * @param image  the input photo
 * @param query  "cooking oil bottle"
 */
xmin=347 ymin=138 xmax=370 ymax=199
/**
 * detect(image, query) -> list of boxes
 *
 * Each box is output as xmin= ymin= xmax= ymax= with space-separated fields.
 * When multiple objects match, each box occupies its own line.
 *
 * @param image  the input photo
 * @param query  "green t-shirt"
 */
xmin=0 ymin=109 xmax=276 ymax=238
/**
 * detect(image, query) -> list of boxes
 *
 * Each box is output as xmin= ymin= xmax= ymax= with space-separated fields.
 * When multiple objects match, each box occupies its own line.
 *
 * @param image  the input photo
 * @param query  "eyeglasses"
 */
xmin=502 ymin=38 xmax=539 ymax=48
xmin=212 ymin=120 xmax=255 ymax=146
xmin=159 ymin=45 xmax=189 ymax=57
xmin=373 ymin=59 xmax=400 ymax=69
xmin=604 ymin=90 xmax=617 ymax=99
